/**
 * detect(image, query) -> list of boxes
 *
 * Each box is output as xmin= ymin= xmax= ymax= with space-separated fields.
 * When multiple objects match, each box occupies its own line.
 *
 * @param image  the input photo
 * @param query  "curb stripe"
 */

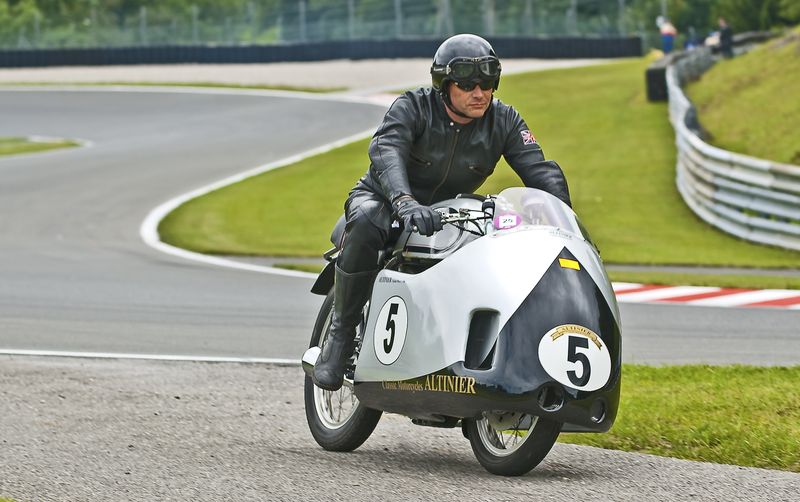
xmin=741 ymin=295 xmax=800 ymax=307
xmin=655 ymin=288 xmax=747 ymax=303
xmin=613 ymin=286 xmax=719 ymax=303
xmin=685 ymin=289 xmax=800 ymax=307
xmin=613 ymin=284 xmax=673 ymax=295
xmin=611 ymin=282 xmax=645 ymax=293
xmin=612 ymin=283 xmax=800 ymax=310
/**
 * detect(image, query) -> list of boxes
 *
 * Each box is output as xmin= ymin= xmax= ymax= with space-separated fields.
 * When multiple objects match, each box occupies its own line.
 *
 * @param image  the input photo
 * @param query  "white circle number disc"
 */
xmin=374 ymin=296 xmax=408 ymax=365
xmin=538 ymin=324 xmax=611 ymax=391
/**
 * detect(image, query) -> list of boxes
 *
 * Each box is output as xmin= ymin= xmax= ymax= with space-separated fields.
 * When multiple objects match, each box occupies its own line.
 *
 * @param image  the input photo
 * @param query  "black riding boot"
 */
xmin=313 ymin=266 xmax=376 ymax=391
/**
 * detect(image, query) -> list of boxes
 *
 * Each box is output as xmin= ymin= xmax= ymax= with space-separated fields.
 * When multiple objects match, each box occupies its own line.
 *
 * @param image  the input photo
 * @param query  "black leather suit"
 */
xmin=338 ymin=87 xmax=571 ymax=274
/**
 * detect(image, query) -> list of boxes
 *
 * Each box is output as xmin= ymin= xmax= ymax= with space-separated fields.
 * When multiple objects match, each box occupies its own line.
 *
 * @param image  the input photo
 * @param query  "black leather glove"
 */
xmin=393 ymin=195 xmax=443 ymax=236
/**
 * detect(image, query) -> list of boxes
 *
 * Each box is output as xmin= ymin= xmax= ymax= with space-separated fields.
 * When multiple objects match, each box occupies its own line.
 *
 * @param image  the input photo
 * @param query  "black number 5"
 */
xmin=567 ymin=336 xmax=591 ymax=386
xmin=384 ymin=303 xmax=399 ymax=353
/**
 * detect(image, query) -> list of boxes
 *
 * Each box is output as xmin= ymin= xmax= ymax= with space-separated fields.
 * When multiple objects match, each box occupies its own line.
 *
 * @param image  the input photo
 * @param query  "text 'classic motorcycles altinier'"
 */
xmin=303 ymin=187 xmax=622 ymax=476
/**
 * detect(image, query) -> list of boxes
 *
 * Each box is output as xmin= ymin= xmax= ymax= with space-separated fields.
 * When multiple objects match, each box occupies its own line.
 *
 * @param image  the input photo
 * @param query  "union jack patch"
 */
xmin=520 ymin=130 xmax=536 ymax=145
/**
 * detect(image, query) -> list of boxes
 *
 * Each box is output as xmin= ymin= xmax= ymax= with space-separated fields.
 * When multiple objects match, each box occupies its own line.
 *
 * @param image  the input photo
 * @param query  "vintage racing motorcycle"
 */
xmin=302 ymin=187 xmax=622 ymax=476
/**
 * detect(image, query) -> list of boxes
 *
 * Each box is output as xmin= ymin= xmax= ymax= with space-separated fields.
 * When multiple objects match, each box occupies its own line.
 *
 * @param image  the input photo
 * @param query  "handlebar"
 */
xmin=411 ymin=208 xmax=491 ymax=235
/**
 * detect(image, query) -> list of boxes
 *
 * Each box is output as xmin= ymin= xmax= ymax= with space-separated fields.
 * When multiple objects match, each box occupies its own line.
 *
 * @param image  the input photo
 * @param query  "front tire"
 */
xmin=464 ymin=411 xmax=561 ymax=476
xmin=304 ymin=290 xmax=382 ymax=452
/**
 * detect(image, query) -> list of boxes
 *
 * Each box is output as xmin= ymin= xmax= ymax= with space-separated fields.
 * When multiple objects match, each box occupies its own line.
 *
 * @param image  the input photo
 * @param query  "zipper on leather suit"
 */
xmin=428 ymin=124 xmax=462 ymax=205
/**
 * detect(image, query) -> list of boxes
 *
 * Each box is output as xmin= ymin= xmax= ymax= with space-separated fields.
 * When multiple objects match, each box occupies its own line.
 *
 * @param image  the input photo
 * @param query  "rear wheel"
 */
xmin=464 ymin=411 xmax=561 ymax=476
xmin=304 ymin=291 xmax=382 ymax=451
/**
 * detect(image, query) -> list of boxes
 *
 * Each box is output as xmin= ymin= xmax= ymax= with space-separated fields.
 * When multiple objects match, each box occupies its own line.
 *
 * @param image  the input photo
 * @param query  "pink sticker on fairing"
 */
xmin=493 ymin=213 xmax=522 ymax=230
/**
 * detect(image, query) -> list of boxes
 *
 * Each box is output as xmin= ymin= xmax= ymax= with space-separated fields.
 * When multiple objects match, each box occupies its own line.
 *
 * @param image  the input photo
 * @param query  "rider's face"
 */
xmin=448 ymin=82 xmax=493 ymax=120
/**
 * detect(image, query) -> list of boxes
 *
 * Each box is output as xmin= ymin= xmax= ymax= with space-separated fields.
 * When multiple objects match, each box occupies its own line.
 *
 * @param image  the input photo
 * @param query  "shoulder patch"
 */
xmin=520 ymin=130 xmax=536 ymax=145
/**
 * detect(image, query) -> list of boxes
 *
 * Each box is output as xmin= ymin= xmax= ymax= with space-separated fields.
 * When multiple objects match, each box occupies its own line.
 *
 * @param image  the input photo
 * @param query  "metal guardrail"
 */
xmin=666 ymin=47 xmax=800 ymax=251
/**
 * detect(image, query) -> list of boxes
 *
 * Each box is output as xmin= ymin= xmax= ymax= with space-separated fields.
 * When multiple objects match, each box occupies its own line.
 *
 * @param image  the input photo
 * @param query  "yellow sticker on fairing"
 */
xmin=559 ymin=258 xmax=580 ymax=270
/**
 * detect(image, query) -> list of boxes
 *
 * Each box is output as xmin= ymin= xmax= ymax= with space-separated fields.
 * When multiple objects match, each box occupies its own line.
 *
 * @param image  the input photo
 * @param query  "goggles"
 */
xmin=445 ymin=56 xmax=501 ymax=81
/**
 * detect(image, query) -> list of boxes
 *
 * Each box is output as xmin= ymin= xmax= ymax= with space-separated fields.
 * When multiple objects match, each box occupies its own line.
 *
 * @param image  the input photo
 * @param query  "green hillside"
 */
xmin=686 ymin=27 xmax=800 ymax=165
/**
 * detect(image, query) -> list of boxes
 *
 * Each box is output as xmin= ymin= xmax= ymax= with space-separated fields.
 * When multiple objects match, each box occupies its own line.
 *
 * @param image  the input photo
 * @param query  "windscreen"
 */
xmin=492 ymin=187 xmax=590 ymax=242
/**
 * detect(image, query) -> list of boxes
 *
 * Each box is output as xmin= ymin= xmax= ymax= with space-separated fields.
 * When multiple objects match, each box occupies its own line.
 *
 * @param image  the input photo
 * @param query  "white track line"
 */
xmin=129 ymin=85 xmax=393 ymax=279
xmin=139 ymin=127 xmax=375 ymax=279
xmin=0 ymin=348 xmax=300 ymax=365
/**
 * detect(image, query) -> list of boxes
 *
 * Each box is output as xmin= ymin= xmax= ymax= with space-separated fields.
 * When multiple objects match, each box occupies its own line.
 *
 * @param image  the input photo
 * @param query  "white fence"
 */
xmin=666 ymin=47 xmax=800 ymax=251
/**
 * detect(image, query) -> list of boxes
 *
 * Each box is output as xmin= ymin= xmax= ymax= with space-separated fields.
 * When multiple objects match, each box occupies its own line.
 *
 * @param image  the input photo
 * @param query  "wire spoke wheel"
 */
xmin=465 ymin=411 xmax=561 ymax=476
xmin=477 ymin=412 xmax=537 ymax=457
xmin=314 ymin=377 xmax=359 ymax=430
xmin=304 ymin=290 xmax=381 ymax=452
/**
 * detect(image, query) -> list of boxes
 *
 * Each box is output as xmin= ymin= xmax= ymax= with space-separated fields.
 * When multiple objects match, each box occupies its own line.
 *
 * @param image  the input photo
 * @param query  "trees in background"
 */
xmin=0 ymin=0 xmax=798 ymax=49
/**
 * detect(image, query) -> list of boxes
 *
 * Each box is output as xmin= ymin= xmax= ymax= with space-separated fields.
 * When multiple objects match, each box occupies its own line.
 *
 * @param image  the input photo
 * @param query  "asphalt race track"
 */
xmin=0 ymin=89 xmax=387 ymax=361
xmin=1 ymin=89 xmax=799 ymax=500
xmin=1 ymin=89 xmax=798 ymax=364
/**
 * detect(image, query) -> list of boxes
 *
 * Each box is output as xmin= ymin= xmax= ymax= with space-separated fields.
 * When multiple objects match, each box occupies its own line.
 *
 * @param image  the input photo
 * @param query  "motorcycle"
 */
xmin=302 ymin=187 xmax=622 ymax=476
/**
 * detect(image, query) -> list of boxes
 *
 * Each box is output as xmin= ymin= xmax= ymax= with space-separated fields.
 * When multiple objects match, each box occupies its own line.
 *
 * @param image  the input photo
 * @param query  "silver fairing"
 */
xmin=355 ymin=192 xmax=619 ymax=385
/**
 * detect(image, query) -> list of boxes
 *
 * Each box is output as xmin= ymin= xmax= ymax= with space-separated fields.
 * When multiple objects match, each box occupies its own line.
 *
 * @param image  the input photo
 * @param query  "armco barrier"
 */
xmin=0 ymin=36 xmax=641 ymax=68
xmin=666 ymin=47 xmax=800 ymax=251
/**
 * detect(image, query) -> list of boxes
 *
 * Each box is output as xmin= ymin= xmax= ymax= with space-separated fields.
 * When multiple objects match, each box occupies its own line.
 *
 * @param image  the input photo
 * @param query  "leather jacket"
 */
xmin=355 ymin=87 xmax=571 ymax=207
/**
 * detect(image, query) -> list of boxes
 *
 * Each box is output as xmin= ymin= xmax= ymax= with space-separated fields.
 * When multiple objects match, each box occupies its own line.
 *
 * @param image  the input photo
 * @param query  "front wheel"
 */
xmin=304 ymin=290 xmax=382 ymax=452
xmin=464 ymin=411 xmax=561 ymax=476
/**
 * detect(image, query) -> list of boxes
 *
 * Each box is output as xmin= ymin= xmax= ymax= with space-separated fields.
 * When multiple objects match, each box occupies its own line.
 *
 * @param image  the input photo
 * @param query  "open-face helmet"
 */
xmin=430 ymin=34 xmax=502 ymax=96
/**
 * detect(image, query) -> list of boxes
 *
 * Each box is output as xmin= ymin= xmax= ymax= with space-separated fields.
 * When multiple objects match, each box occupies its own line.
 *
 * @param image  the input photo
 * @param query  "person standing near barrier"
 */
xmin=657 ymin=16 xmax=678 ymax=54
xmin=312 ymin=33 xmax=572 ymax=391
xmin=718 ymin=17 xmax=734 ymax=58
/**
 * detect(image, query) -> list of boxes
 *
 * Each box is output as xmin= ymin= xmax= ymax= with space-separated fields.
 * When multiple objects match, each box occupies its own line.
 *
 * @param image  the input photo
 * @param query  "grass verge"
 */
xmin=560 ymin=365 xmax=800 ymax=472
xmin=0 ymin=136 xmax=78 ymax=156
xmin=686 ymin=27 xmax=800 ymax=164
xmin=159 ymin=57 xmax=799 ymax=281
xmin=0 ymin=81 xmax=346 ymax=93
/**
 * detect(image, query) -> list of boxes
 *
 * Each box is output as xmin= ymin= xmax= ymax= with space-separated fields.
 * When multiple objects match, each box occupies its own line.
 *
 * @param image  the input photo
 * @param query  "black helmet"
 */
xmin=430 ymin=34 xmax=502 ymax=93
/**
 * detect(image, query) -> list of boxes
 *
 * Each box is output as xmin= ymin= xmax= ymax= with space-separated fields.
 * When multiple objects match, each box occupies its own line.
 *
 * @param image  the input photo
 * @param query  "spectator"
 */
xmin=718 ymin=17 xmax=734 ymax=58
xmin=657 ymin=16 xmax=678 ymax=54
xmin=684 ymin=26 xmax=700 ymax=50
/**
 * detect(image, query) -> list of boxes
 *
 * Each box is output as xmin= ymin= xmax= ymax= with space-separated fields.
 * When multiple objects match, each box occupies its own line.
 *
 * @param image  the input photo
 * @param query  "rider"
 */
xmin=313 ymin=33 xmax=572 ymax=391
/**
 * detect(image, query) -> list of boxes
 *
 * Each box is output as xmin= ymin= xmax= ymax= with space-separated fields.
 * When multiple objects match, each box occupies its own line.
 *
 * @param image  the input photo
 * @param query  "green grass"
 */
xmin=160 ymin=57 xmax=799 ymax=274
xmin=686 ymin=28 xmax=800 ymax=165
xmin=608 ymin=271 xmax=800 ymax=290
xmin=0 ymin=136 xmax=78 ymax=156
xmin=159 ymin=137 xmax=372 ymax=256
xmin=0 ymin=81 xmax=346 ymax=93
xmin=560 ymin=365 xmax=800 ymax=472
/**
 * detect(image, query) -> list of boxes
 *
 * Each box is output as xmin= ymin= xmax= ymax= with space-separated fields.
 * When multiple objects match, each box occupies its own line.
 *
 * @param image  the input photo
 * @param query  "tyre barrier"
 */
xmin=666 ymin=47 xmax=800 ymax=251
xmin=0 ymin=36 xmax=642 ymax=68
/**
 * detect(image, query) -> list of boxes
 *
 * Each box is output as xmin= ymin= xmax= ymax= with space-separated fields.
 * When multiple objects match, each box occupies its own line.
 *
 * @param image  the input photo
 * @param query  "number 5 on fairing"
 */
xmin=384 ymin=303 xmax=398 ymax=353
xmin=567 ymin=335 xmax=591 ymax=387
